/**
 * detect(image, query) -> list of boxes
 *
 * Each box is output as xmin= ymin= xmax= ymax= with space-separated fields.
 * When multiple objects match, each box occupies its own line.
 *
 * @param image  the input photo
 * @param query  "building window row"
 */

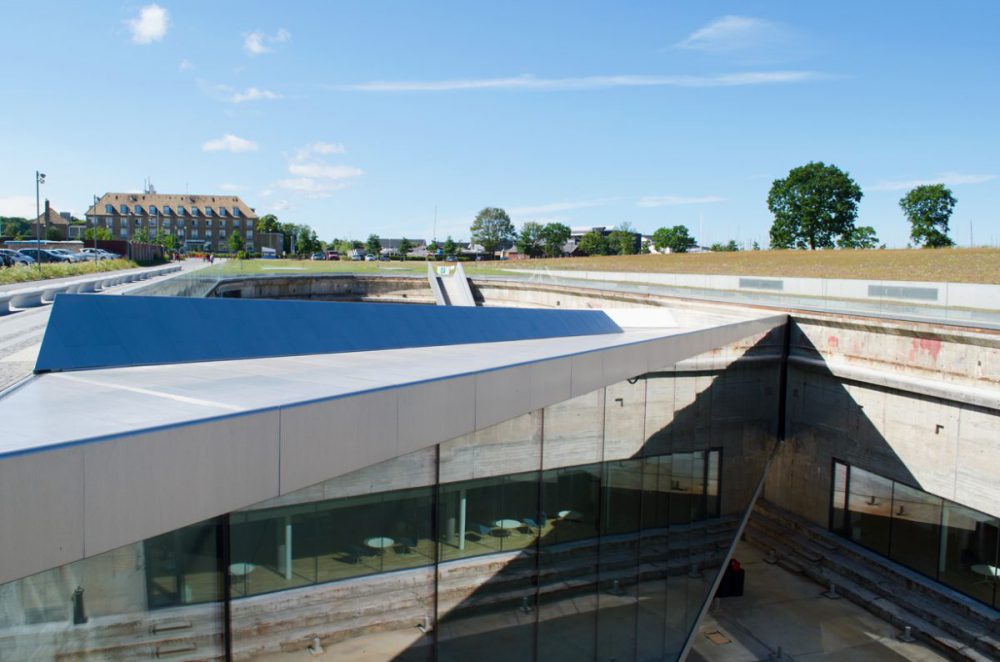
xmin=100 ymin=203 xmax=245 ymax=217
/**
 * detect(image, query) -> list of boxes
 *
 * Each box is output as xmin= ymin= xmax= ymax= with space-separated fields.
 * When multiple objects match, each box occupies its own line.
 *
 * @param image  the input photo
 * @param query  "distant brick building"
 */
xmin=85 ymin=192 xmax=259 ymax=252
xmin=33 ymin=201 xmax=71 ymax=240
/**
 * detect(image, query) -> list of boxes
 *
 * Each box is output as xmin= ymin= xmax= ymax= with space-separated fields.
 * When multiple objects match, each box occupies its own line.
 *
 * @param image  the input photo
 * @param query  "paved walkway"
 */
xmin=0 ymin=260 xmax=207 ymax=391
xmin=690 ymin=542 xmax=946 ymax=661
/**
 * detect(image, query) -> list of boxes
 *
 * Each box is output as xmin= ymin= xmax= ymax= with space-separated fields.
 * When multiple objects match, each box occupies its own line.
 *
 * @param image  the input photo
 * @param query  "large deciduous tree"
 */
xmin=298 ymin=226 xmax=321 ymax=254
xmin=256 ymin=214 xmax=280 ymax=233
xmin=516 ymin=222 xmax=545 ymax=258
xmin=652 ymin=225 xmax=696 ymax=253
xmin=608 ymin=222 xmax=639 ymax=255
xmin=900 ymin=184 xmax=956 ymax=248
xmin=398 ymin=237 xmax=412 ymax=259
xmin=228 ymin=230 xmax=245 ymax=254
xmin=540 ymin=222 xmax=571 ymax=257
xmin=470 ymin=207 xmax=515 ymax=259
xmin=366 ymin=233 xmax=382 ymax=256
xmin=578 ymin=231 xmax=610 ymax=256
xmin=767 ymin=162 xmax=862 ymax=249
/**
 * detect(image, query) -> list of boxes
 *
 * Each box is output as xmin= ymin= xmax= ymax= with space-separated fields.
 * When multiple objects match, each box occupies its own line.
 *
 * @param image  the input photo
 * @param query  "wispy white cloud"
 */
xmin=197 ymin=80 xmax=283 ymax=104
xmin=676 ymin=15 xmax=788 ymax=53
xmin=219 ymin=183 xmax=247 ymax=192
xmin=340 ymin=71 xmax=825 ymax=92
xmin=126 ymin=4 xmax=169 ymax=45
xmin=0 ymin=195 xmax=36 ymax=218
xmin=868 ymin=172 xmax=996 ymax=192
xmin=230 ymin=87 xmax=283 ymax=103
xmin=508 ymin=199 xmax=615 ymax=216
xmin=276 ymin=178 xmax=353 ymax=196
xmin=637 ymin=195 xmax=725 ymax=208
xmin=293 ymin=142 xmax=347 ymax=161
xmin=244 ymin=28 xmax=290 ymax=56
xmin=179 ymin=59 xmax=193 ymax=71
xmin=272 ymin=199 xmax=293 ymax=212
xmin=310 ymin=142 xmax=347 ymax=155
xmin=201 ymin=134 xmax=258 ymax=153
xmin=275 ymin=142 xmax=363 ymax=198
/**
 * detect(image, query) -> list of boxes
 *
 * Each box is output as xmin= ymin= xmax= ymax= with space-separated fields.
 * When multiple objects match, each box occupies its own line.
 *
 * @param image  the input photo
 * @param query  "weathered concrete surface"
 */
xmin=766 ymin=313 xmax=1000 ymax=522
xmin=210 ymin=274 xmax=435 ymax=304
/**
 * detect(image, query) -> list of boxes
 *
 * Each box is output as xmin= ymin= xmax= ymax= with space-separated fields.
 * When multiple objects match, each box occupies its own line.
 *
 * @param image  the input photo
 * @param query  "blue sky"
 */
xmin=1 ymin=1 xmax=998 ymax=247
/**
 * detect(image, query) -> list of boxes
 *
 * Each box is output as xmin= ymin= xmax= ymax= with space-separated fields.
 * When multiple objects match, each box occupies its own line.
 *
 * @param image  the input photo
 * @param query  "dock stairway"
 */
xmin=427 ymin=263 xmax=476 ymax=306
xmin=745 ymin=498 xmax=1000 ymax=661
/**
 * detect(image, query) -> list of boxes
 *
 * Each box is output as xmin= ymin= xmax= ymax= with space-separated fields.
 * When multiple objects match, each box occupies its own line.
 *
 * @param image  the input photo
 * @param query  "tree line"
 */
xmin=458 ymin=162 xmax=962 ymax=259
xmin=766 ymin=161 xmax=957 ymax=250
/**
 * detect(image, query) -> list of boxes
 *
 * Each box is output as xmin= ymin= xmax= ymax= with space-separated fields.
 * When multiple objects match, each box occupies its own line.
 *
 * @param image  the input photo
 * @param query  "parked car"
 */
xmin=48 ymin=248 xmax=88 ymax=263
xmin=364 ymin=254 xmax=377 ymax=261
xmin=0 ymin=253 xmax=13 ymax=268
xmin=310 ymin=252 xmax=326 ymax=261
xmin=0 ymin=248 xmax=33 ymax=266
xmin=325 ymin=251 xmax=340 ymax=261
xmin=80 ymin=248 xmax=121 ymax=260
xmin=18 ymin=248 xmax=73 ymax=263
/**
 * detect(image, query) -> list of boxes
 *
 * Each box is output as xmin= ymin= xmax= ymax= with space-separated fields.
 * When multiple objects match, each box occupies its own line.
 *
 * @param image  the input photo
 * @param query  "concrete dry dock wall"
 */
xmin=764 ymin=313 xmax=1000 ymax=524
xmin=209 ymin=273 xmax=435 ymax=304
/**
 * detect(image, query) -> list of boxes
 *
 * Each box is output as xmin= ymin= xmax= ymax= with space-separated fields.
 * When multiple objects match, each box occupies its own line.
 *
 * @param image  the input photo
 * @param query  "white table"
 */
xmin=971 ymin=564 xmax=1000 ymax=583
xmin=228 ymin=562 xmax=256 ymax=577
xmin=364 ymin=536 xmax=394 ymax=550
xmin=493 ymin=519 xmax=521 ymax=530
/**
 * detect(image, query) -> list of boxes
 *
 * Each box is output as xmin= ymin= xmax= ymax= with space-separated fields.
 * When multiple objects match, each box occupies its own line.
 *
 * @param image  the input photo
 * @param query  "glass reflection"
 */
xmin=834 ymin=461 xmax=1000 ymax=609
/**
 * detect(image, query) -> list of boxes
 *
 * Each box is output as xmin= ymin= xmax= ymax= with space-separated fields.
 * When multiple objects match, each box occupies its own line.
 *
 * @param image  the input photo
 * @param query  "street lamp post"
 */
xmin=92 ymin=195 xmax=99 ymax=262
xmin=34 ymin=171 xmax=46 ymax=270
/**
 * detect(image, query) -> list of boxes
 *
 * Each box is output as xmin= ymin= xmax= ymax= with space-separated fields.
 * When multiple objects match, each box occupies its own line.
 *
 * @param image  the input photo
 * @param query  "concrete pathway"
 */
xmin=690 ymin=542 xmax=946 ymax=661
xmin=0 ymin=260 xmax=209 ymax=391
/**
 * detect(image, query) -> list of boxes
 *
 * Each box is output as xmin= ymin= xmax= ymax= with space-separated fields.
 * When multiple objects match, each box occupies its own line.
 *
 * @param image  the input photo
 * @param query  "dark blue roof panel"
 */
xmin=35 ymin=295 xmax=622 ymax=372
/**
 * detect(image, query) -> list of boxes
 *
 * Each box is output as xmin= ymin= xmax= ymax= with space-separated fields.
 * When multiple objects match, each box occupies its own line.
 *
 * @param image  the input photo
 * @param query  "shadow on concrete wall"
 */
xmin=392 ymin=327 xmax=786 ymax=662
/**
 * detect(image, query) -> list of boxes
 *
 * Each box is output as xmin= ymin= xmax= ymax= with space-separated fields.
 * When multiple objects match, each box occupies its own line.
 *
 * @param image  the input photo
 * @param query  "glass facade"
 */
xmin=0 ymin=346 xmax=781 ymax=660
xmin=831 ymin=460 xmax=1000 ymax=608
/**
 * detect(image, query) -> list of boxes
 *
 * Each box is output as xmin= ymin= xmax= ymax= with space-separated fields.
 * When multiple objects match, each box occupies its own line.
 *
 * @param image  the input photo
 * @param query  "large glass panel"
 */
xmin=438 ymin=473 xmax=540 ymax=561
xmin=543 ymin=390 xmax=604 ymax=470
xmin=889 ymin=482 xmax=942 ymax=578
xmin=604 ymin=379 xmax=647 ymax=461
xmin=440 ymin=411 xmax=541 ymax=483
xmin=845 ymin=466 xmax=893 ymax=556
xmin=536 ymin=464 xmax=601 ymax=660
xmin=596 ymin=459 xmax=642 ymax=661
xmin=230 ymin=451 xmax=437 ymax=660
xmin=229 ymin=505 xmax=315 ymax=596
xmin=437 ymin=472 xmax=539 ymax=662
xmin=706 ymin=449 xmax=721 ymax=519
xmin=831 ymin=461 xmax=849 ymax=533
xmin=636 ymin=456 xmax=670 ymax=661
xmin=938 ymin=502 xmax=999 ymax=606
xmin=145 ymin=517 xmax=224 ymax=607
xmin=0 ymin=524 xmax=225 ymax=660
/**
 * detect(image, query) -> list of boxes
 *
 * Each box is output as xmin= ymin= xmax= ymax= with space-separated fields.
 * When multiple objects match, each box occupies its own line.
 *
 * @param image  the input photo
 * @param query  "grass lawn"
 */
xmin=196 ymin=248 xmax=1000 ymax=285
xmin=493 ymin=248 xmax=1000 ymax=284
xmin=0 ymin=259 xmax=139 ymax=286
